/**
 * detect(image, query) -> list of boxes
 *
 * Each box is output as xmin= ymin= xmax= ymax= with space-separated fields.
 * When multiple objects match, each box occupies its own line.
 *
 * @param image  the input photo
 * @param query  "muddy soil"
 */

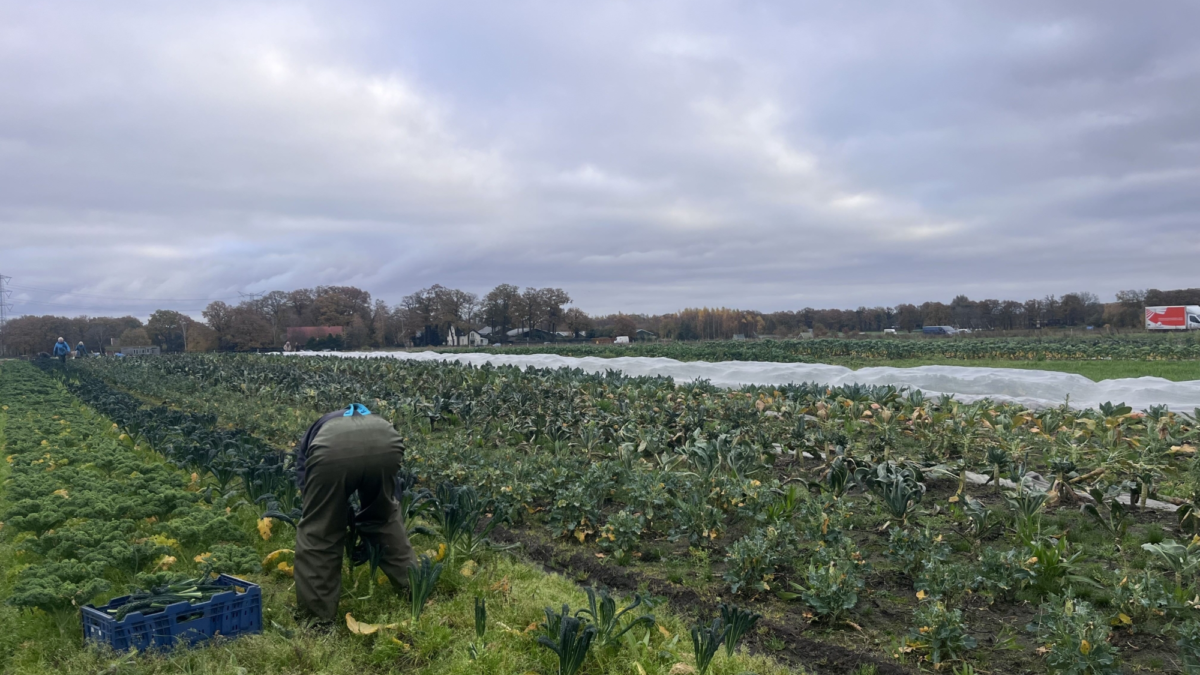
xmin=493 ymin=526 xmax=914 ymax=675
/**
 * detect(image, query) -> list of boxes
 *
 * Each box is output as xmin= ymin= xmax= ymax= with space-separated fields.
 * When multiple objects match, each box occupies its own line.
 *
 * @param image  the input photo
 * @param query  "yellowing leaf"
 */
xmin=52 ymin=489 xmax=69 ymax=499
xmin=194 ymin=552 xmax=213 ymax=564
xmin=346 ymin=613 xmax=381 ymax=635
xmin=257 ymin=517 xmax=274 ymax=541
xmin=658 ymin=624 xmax=673 ymax=639
xmin=1080 ymin=639 xmax=1091 ymax=655
xmin=156 ymin=555 xmax=177 ymax=570
xmin=1118 ymin=613 xmax=1132 ymax=626
xmin=916 ymin=590 xmax=927 ymax=600
xmin=149 ymin=534 xmax=180 ymax=549
xmin=425 ymin=543 xmax=448 ymax=562
xmin=460 ymin=560 xmax=478 ymax=577
xmin=263 ymin=548 xmax=295 ymax=568
xmin=574 ymin=529 xmax=588 ymax=544
xmin=276 ymin=561 xmax=294 ymax=577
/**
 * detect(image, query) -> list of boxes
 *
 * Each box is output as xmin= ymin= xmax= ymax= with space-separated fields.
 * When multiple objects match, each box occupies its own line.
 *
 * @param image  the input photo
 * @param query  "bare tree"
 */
xmin=260 ymin=290 xmax=292 ymax=346
xmin=202 ymin=301 xmax=234 ymax=337
xmin=314 ymin=286 xmax=372 ymax=326
xmin=483 ymin=283 xmax=521 ymax=337
xmin=541 ymin=288 xmax=571 ymax=335
xmin=563 ymin=307 xmax=592 ymax=337
xmin=288 ymin=289 xmax=316 ymax=324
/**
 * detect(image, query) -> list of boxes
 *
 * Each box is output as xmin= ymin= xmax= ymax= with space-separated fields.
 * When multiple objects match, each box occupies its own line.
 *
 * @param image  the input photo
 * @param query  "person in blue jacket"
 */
xmin=75 ymin=341 xmax=87 ymax=358
xmin=52 ymin=337 xmax=71 ymax=364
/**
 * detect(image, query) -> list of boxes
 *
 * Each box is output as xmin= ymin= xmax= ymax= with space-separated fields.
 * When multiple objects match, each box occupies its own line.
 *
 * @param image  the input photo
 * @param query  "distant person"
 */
xmin=283 ymin=341 xmax=293 ymax=353
xmin=100 ymin=343 xmax=107 ymax=356
xmin=75 ymin=341 xmax=87 ymax=358
xmin=53 ymin=337 xmax=70 ymax=364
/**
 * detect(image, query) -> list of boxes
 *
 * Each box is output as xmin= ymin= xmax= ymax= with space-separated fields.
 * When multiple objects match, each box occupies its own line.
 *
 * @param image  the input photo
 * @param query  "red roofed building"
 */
xmin=286 ymin=326 xmax=344 ymax=343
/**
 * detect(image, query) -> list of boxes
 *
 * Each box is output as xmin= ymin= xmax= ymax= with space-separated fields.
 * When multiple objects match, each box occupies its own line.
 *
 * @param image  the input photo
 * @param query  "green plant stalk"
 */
xmin=719 ymin=602 xmax=762 ymax=657
xmin=407 ymin=554 xmax=443 ymax=623
xmin=691 ymin=617 xmax=728 ymax=675
xmin=536 ymin=615 xmax=597 ymax=675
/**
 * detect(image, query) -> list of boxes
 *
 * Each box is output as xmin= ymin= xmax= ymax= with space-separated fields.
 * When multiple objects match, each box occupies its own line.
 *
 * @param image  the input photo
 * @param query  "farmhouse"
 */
xmin=446 ymin=326 xmax=489 ymax=347
xmin=506 ymin=327 xmax=559 ymax=342
xmin=286 ymin=326 xmax=344 ymax=343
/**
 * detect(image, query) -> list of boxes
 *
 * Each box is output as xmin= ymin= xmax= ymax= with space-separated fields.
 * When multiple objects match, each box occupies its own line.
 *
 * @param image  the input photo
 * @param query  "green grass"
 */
xmin=827 ymin=358 xmax=1200 ymax=382
xmin=0 ymin=551 xmax=794 ymax=675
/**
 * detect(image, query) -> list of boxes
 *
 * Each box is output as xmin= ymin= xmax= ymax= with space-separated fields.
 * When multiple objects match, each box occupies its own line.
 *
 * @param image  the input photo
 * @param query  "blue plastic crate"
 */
xmin=82 ymin=574 xmax=262 ymax=651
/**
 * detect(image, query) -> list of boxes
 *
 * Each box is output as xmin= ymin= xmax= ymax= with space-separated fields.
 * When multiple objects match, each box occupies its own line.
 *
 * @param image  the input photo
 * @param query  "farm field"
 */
xmin=829 ymin=358 xmax=1200 ymax=383
xmin=10 ymin=352 xmax=1200 ymax=674
xmin=0 ymin=360 xmax=787 ymax=675
xmin=436 ymin=336 xmax=1200 ymax=381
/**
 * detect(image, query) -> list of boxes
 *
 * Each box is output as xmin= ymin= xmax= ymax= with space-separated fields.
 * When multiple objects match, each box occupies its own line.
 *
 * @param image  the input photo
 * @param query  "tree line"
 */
xmin=2 ymin=286 xmax=1198 ymax=355
xmin=611 ymin=290 xmax=1196 ymax=342
xmin=193 ymin=284 xmax=583 ymax=351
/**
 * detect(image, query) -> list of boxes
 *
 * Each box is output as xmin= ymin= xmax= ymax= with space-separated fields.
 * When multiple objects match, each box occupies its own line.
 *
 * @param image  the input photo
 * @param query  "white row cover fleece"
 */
xmin=286 ymin=351 xmax=1200 ymax=413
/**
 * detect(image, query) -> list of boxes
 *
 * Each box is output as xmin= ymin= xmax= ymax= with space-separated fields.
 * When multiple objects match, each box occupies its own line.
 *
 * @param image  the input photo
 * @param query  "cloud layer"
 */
xmin=3 ymin=1 xmax=1199 ymax=317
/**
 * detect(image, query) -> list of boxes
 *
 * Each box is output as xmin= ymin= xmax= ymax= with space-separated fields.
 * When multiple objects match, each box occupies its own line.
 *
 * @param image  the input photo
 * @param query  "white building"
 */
xmin=446 ymin=326 xmax=489 ymax=347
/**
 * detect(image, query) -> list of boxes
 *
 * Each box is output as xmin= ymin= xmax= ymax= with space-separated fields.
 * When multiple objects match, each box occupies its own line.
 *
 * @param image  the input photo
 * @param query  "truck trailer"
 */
xmin=1145 ymin=306 xmax=1200 ymax=330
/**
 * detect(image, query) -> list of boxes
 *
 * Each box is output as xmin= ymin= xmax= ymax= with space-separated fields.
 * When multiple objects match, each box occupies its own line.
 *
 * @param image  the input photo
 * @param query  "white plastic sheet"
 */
xmin=286 ymin=351 xmax=1200 ymax=411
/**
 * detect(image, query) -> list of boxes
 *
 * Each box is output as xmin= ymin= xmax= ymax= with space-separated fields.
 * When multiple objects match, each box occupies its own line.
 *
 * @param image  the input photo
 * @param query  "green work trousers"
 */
xmin=295 ymin=415 xmax=417 ymax=620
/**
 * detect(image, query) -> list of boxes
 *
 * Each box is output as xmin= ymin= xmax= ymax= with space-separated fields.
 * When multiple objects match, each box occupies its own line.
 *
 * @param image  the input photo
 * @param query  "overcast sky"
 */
xmin=2 ymin=1 xmax=1198 ymax=318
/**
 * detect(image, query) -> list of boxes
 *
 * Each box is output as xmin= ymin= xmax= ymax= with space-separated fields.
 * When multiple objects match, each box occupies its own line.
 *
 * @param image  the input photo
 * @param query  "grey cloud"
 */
xmin=2 ymin=0 xmax=1199 ymax=318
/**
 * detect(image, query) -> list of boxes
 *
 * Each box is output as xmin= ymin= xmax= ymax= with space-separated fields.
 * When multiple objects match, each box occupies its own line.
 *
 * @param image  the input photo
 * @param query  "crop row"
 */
xmin=0 ymin=361 xmax=262 ymax=614
xmin=76 ymin=353 xmax=1200 ymax=671
xmin=440 ymin=334 xmax=1200 ymax=362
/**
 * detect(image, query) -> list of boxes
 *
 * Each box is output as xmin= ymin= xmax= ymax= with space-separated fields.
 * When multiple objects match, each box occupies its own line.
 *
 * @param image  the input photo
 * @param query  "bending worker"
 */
xmin=293 ymin=403 xmax=417 ymax=621
xmin=53 ymin=337 xmax=70 ymax=364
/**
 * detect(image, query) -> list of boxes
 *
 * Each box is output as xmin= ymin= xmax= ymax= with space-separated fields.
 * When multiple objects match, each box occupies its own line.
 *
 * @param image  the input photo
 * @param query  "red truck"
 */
xmin=1145 ymin=305 xmax=1200 ymax=330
